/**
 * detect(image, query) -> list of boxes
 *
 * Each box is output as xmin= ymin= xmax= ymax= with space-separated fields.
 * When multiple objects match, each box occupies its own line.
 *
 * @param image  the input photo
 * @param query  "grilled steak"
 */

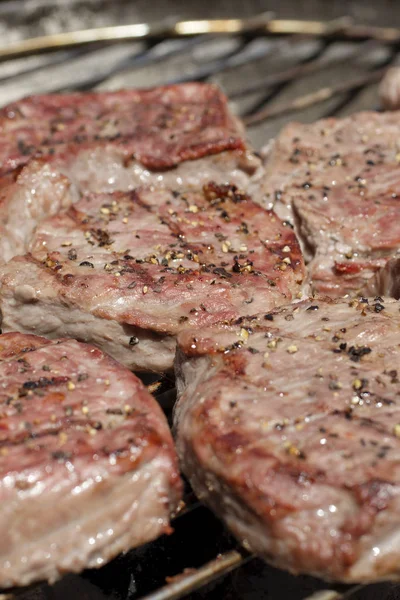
xmin=0 ymin=84 xmax=262 ymax=194
xmin=0 ymin=332 xmax=181 ymax=588
xmin=175 ymin=296 xmax=400 ymax=583
xmin=0 ymin=184 xmax=305 ymax=372
xmin=260 ymin=111 xmax=400 ymax=297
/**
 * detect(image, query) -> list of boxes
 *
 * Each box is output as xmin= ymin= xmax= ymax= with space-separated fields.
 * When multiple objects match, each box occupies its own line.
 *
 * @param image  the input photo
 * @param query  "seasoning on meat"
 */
xmin=0 ymin=184 xmax=305 ymax=372
xmin=259 ymin=111 xmax=400 ymax=297
xmin=0 ymin=84 xmax=248 ymax=174
xmin=0 ymin=83 xmax=264 ymax=265
xmin=175 ymin=296 xmax=400 ymax=583
xmin=0 ymin=332 xmax=181 ymax=588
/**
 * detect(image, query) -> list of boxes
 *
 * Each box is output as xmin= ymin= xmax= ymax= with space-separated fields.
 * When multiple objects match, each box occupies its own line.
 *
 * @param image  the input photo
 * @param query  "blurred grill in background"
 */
xmin=1 ymin=1 xmax=400 ymax=599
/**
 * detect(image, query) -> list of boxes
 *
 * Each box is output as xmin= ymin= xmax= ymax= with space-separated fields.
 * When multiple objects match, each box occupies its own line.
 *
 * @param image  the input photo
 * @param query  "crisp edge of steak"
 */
xmin=0 ymin=332 xmax=181 ymax=588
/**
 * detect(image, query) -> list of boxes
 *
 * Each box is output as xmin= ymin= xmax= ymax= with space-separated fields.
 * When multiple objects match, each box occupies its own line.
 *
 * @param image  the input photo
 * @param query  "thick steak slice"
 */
xmin=0 ymin=184 xmax=304 ymax=372
xmin=175 ymin=296 xmax=400 ymax=583
xmin=260 ymin=111 xmax=400 ymax=297
xmin=0 ymin=84 xmax=262 ymax=194
xmin=0 ymin=332 xmax=181 ymax=588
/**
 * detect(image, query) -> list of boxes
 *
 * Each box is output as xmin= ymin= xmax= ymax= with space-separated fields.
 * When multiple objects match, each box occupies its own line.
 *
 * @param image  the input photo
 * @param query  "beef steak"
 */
xmin=0 ymin=332 xmax=181 ymax=588
xmin=260 ymin=111 xmax=400 ymax=297
xmin=175 ymin=296 xmax=400 ymax=582
xmin=0 ymin=184 xmax=305 ymax=372
xmin=0 ymin=84 xmax=262 ymax=194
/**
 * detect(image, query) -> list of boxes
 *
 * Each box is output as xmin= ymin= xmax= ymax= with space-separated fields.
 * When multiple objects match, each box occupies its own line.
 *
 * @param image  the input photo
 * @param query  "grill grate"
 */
xmin=1 ymin=10 xmax=400 ymax=600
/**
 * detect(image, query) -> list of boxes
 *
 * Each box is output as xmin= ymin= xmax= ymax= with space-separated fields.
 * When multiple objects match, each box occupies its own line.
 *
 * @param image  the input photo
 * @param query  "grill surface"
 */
xmin=1 ymin=1 xmax=400 ymax=599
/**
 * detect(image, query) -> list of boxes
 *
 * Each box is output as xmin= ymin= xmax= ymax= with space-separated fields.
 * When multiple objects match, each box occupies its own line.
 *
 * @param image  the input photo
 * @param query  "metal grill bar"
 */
xmin=64 ymin=37 xmax=212 ymax=93
xmin=139 ymin=550 xmax=252 ymax=600
xmin=136 ymin=549 xmax=365 ymax=600
xmin=164 ymin=38 xmax=276 ymax=85
xmin=4 ymin=14 xmax=400 ymax=63
xmin=0 ymin=13 xmax=272 ymax=61
xmin=243 ymin=67 xmax=386 ymax=125
xmin=229 ymin=39 xmax=381 ymax=99
xmin=305 ymin=591 xmax=354 ymax=600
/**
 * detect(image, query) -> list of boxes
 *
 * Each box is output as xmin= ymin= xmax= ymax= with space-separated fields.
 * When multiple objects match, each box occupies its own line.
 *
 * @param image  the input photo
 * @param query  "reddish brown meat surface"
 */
xmin=0 ymin=84 xmax=263 ymax=264
xmin=0 ymin=84 xmax=261 ymax=193
xmin=0 ymin=184 xmax=305 ymax=372
xmin=0 ymin=332 xmax=181 ymax=588
xmin=260 ymin=111 xmax=400 ymax=297
xmin=175 ymin=296 xmax=400 ymax=582
xmin=0 ymin=84 xmax=247 ymax=173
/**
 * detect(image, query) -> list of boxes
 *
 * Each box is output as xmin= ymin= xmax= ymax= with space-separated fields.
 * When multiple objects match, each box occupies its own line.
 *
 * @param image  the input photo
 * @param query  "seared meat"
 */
xmin=175 ymin=296 xmax=400 ymax=583
xmin=0 ymin=84 xmax=262 ymax=194
xmin=0 ymin=84 xmax=263 ymax=264
xmin=0 ymin=332 xmax=181 ymax=588
xmin=0 ymin=184 xmax=304 ymax=372
xmin=260 ymin=111 xmax=400 ymax=297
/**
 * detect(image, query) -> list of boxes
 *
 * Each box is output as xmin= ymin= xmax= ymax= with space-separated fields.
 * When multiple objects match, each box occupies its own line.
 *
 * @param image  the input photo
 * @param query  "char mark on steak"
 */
xmin=259 ymin=111 xmax=400 ymax=297
xmin=0 ymin=332 xmax=181 ymax=588
xmin=0 ymin=183 xmax=305 ymax=372
xmin=174 ymin=296 xmax=400 ymax=583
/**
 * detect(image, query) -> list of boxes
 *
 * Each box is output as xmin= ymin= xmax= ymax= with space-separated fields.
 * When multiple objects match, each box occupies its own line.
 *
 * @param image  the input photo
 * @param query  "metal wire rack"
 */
xmin=1 ymin=8 xmax=400 ymax=600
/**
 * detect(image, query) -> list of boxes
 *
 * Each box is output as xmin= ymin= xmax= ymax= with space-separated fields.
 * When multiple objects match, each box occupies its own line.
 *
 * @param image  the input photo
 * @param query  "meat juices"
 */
xmin=0 ymin=332 xmax=181 ymax=588
xmin=175 ymin=297 xmax=400 ymax=582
